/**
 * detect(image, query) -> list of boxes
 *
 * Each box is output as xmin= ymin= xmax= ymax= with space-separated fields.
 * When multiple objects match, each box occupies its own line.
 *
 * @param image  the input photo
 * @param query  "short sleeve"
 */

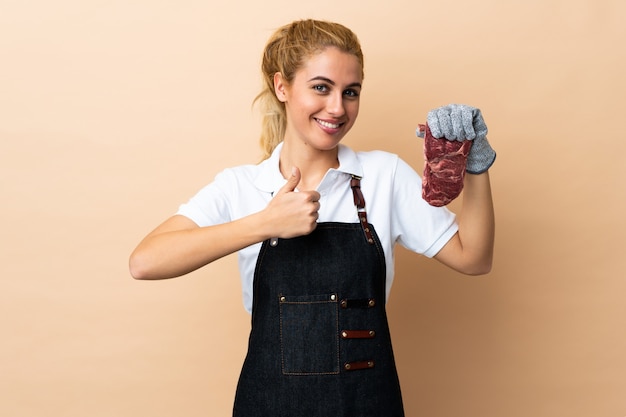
xmin=176 ymin=169 xmax=236 ymax=227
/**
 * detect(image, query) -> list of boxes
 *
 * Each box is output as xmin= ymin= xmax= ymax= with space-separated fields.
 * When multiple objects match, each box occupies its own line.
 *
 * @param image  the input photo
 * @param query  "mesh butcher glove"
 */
xmin=417 ymin=104 xmax=496 ymax=174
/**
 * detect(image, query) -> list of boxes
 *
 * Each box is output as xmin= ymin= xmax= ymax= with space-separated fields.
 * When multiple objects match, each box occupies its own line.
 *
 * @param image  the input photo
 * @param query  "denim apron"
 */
xmin=233 ymin=177 xmax=405 ymax=417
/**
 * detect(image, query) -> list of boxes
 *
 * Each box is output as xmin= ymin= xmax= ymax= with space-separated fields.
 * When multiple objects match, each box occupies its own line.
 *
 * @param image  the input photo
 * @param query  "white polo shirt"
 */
xmin=177 ymin=143 xmax=458 ymax=313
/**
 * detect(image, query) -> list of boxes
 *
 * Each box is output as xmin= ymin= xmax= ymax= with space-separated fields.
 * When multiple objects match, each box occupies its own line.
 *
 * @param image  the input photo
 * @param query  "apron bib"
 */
xmin=233 ymin=178 xmax=405 ymax=417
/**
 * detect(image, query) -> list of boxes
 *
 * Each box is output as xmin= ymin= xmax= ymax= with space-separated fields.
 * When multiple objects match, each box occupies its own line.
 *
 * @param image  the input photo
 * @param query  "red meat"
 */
xmin=419 ymin=123 xmax=472 ymax=207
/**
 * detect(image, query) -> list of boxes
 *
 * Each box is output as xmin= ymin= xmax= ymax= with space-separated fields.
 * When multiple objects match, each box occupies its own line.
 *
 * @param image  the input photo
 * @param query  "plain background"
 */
xmin=2 ymin=0 xmax=625 ymax=416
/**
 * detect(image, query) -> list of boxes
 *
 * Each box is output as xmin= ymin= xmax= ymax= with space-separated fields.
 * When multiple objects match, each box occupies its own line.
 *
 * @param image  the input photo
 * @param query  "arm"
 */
xmin=129 ymin=212 xmax=271 ymax=280
xmin=434 ymin=171 xmax=495 ymax=275
xmin=421 ymin=103 xmax=496 ymax=275
xmin=129 ymin=166 xmax=320 ymax=280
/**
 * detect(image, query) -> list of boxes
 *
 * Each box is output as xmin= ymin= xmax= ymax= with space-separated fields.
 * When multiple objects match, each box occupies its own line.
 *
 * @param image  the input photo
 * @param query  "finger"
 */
xmin=472 ymin=108 xmax=488 ymax=139
xmin=450 ymin=105 xmax=463 ymax=141
xmin=304 ymin=191 xmax=321 ymax=216
xmin=304 ymin=192 xmax=321 ymax=214
xmin=462 ymin=108 xmax=476 ymax=140
xmin=426 ymin=110 xmax=442 ymax=138
xmin=309 ymin=191 xmax=321 ymax=202
xmin=277 ymin=166 xmax=300 ymax=194
xmin=416 ymin=124 xmax=426 ymax=138
xmin=437 ymin=107 xmax=454 ymax=140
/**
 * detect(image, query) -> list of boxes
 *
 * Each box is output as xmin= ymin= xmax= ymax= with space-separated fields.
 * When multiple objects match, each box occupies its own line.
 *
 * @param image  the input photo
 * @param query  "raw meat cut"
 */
xmin=419 ymin=123 xmax=472 ymax=207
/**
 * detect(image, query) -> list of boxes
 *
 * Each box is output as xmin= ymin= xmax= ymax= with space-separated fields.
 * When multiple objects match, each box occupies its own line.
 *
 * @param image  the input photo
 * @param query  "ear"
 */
xmin=273 ymin=72 xmax=288 ymax=103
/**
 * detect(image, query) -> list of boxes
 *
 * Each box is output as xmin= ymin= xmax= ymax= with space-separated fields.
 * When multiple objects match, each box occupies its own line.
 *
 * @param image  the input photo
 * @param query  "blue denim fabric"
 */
xmin=280 ymin=293 xmax=339 ymax=375
xmin=233 ymin=222 xmax=405 ymax=417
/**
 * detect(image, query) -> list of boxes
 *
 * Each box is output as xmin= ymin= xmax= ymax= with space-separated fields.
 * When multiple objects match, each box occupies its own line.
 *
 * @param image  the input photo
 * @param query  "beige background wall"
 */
xmin=2 ymin=0 xmax=624 ymax=416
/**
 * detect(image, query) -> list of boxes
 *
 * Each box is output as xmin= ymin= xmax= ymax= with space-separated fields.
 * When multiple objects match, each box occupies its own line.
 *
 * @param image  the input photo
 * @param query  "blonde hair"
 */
xmin=254 ymin=19 xmax=364 ymax=159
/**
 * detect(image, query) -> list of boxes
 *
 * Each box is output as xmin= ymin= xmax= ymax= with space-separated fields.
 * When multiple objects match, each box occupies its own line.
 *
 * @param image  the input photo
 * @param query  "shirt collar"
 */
xmin=253 ymin=142 xmax=364 ymax=193
xmin=336 ymin=143 xmax=364 ymax=178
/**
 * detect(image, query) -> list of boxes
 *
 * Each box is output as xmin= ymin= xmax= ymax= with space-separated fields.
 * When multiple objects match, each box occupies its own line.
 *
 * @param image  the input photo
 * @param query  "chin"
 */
xmin=316 ymin=132 xmax=349 ymax=148
xmin=308 ymin=139 xmax=343 ymax=152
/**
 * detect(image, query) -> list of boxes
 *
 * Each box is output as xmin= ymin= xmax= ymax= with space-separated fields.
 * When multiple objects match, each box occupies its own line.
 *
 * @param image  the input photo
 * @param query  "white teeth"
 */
xmin=316 ymin=119 xmax=341 ymax=129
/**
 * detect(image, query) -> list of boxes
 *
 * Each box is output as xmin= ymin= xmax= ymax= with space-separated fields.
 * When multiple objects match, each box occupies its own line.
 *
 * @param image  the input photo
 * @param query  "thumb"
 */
xmin=277 ymin=166 xmax=300 ymax=194
xmin=416 ymin=124 xmax=426 ymax=138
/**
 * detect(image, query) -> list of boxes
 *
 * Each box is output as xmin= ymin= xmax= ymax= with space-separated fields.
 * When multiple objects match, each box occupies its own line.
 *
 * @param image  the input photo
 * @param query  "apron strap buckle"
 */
xmin=350 ymin=175 xmax=375 ymax=245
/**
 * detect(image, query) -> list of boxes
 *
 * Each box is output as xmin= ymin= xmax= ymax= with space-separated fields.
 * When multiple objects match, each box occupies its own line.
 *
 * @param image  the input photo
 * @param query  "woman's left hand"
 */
xmin=418 ymin=103 xmax=496 ymax=174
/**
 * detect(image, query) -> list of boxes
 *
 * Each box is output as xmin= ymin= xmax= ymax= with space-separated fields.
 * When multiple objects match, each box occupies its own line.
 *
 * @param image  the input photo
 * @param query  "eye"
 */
xmin=312 ymin=84 xmax=329 ymax=93
xmin=343 ymin=88 xmax=360 ymax=98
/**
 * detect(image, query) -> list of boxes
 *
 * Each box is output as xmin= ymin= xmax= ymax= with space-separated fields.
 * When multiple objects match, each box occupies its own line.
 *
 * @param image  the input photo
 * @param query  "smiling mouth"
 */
xmin=315 ymin=118 xmax=343 ymax=129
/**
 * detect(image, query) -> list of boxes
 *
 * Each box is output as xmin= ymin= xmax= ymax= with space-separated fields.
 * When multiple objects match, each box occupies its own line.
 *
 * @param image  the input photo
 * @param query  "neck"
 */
xmin=279 ymin=142 xmax=340 ymax=190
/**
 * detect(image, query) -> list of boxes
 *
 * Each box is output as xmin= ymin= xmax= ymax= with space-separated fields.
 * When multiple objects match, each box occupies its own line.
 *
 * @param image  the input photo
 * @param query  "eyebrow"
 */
xmin=308 ymin=76 xmax=362 ymax=89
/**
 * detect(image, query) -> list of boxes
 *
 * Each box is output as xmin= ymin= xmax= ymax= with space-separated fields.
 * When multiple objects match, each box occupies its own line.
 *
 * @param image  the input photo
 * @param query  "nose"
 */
xmin=326 ymin=91 xmax=345 ymax=117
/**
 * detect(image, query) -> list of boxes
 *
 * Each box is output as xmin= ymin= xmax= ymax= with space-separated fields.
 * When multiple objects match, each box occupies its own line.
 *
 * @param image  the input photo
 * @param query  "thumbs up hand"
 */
xmin=263 ymin=167 xmax=320 ymax=239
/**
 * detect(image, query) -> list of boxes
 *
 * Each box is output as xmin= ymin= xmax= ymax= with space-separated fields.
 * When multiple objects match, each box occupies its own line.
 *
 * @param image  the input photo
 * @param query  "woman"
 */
xmin=130 ymin=19 xmax=495 ymax=417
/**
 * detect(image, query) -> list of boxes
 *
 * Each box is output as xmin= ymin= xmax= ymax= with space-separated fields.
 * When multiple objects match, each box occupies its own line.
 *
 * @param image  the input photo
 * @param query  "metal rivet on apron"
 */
xmin=330 ymin=294 xmax=336 ymax=301
xmin=341 ymin=330 xmax=376 ymax=339
xmin=279 ymin=296 xmax=286 ymax=302
xmin=339 ymin=298 xmax=376 ymax=309
xmin=270 ymin=238 xmax=278 ymax=247
xmin=344 ymin=360 xmax=375 ymax=371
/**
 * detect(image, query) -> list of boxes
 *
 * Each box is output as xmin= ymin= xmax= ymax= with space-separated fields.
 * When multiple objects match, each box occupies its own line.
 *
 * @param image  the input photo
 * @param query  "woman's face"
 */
xmin=276 ymin=47 xmax=363 ymax=152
